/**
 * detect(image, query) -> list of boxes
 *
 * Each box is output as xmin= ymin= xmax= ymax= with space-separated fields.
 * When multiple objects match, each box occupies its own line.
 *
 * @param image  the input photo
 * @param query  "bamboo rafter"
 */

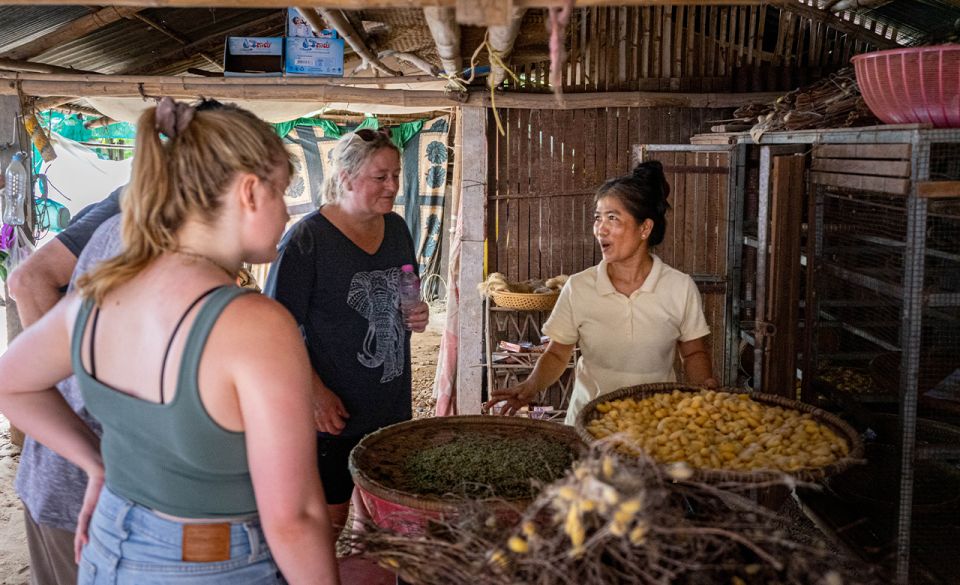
xmin=0 ymin=72 xmax=781 ymax=109
xmin=306 ymin=7 xmax=402 ymax=76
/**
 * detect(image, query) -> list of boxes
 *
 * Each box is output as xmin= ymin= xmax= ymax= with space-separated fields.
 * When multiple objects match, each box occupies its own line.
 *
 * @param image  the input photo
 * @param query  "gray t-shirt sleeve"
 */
xmin=16 ymin=214 xmax=124 ymax=531
xmin=55 ymin=186 xmax=124 ymax=257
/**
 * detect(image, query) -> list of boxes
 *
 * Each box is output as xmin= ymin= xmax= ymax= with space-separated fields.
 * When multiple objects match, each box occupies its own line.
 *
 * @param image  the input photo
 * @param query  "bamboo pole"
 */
xmin=0 ymin=72 xmax=781 ymax=109
xmin=488 ymin=6 xmax=527 ymax=86
xmin=0 ymin=58 xmax=96 ymax=75
xmin=307 ymin=7 xmax=401 ymax=77
xmin=423 ymin=7 xmax=462 ymax=76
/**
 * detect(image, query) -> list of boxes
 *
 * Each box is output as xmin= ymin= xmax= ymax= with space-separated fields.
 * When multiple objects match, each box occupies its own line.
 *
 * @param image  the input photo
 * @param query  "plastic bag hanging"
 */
xmin=2 ymin=224 xmax=34 ymax=276
xmin=2 ymin=152 xmax=29 ymax=226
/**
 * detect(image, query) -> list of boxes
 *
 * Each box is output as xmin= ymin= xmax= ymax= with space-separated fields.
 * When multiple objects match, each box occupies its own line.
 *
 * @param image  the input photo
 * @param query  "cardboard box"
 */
xmin=223 ymin=37 xmax=283 ymax=77
xmin=284 ymin=37 xmax=345 ymax=77
xmin=287 ymin=8 xmax=338 ymax=39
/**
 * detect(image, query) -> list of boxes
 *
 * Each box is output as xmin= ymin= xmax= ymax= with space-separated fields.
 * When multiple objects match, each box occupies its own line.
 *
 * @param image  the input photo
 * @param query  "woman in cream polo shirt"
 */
xmin=486 ymin=161 xmax=718 ymax=425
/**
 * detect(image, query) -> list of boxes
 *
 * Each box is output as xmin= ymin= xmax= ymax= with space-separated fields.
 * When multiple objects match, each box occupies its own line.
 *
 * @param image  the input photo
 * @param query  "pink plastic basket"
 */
xmin=852 ymin=44 xmax=960 ymax=128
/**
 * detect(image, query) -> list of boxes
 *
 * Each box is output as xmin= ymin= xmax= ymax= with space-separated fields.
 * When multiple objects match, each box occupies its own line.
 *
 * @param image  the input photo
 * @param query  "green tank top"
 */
xmin=73 ymin=286 xmax=257 ymax=518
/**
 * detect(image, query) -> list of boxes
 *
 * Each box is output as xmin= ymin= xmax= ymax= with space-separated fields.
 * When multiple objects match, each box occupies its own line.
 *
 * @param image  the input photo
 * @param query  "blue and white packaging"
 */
xmin=223 ymin=36 xmax=283 ymax=77
xmin=287 ymin=8 xmax=338 ymax=39
xmin=284 ymin=36 xmax=345 ymax=77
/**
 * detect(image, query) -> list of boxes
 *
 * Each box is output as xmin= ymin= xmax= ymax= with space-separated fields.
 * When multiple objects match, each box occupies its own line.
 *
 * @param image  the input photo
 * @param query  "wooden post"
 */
xmin=457 ymin=106 xmax=487 ymax=414
xmin=1 ymin=95 xmax=30 ymax=448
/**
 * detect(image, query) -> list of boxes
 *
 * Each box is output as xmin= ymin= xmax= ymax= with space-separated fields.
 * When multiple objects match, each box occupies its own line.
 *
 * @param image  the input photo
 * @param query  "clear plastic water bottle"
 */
xmin=398 ymin=264 xmax=421 ymax=325
xmin=2 ymin=153 xmax=28 ymax=226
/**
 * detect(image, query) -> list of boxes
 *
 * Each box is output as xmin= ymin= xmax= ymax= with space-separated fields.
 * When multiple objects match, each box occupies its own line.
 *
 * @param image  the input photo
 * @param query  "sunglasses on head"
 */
xmin=354 ymin=127 xmax=392 ymax=141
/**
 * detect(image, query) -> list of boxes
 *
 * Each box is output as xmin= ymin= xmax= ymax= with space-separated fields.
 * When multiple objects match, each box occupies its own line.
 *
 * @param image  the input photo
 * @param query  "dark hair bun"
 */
xmin=631 ymin=161 xmax=670 ymax=200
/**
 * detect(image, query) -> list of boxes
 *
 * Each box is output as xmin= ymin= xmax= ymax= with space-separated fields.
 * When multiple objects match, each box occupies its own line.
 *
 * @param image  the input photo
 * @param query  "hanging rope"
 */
xmin=437 ymin=32 xmax=519 ymax=137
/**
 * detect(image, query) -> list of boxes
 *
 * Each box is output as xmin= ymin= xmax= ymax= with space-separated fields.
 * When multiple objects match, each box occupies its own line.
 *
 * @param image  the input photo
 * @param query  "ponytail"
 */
xmin=78 ymin=99 xmax=291 ymax=304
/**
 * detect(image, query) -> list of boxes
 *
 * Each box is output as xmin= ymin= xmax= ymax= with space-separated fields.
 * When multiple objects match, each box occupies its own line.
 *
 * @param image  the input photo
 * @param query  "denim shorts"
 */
xmin=78 ymin=486 xmax=285 ymax=585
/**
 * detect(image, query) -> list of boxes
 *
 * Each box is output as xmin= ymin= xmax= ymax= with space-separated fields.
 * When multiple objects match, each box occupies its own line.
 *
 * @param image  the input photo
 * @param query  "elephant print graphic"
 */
xmin=348 ymin=267 xmax=406 ymax=383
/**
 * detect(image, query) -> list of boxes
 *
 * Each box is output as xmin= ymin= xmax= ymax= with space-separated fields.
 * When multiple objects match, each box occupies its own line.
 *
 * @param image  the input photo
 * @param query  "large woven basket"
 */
xmin=574 ymin=383 xmax=864 ymax=484
xmin=349 ymin=415 xmax=584 ymax=533
xmin=491 ymin=290 xmax=560 ymax=312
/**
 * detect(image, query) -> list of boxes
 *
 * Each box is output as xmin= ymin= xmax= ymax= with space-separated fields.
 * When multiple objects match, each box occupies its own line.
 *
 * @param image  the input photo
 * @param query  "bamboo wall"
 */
xmin=486 ymin=106 xmax=731 ymax=282
xmin=501 ymin=3 xmax=897 ymax=94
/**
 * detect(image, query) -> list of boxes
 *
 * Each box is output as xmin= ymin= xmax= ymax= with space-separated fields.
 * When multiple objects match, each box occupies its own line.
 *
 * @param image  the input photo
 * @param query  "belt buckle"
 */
xmin=182 ymin=523 xmax=231 ymax=562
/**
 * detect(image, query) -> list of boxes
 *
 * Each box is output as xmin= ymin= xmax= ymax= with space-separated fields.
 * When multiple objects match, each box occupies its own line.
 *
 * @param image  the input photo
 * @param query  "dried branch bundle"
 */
xmin=345 ymin=444 xmax=881 ymax=585
xmin=721 ymin=68 xmax=879 ymax=142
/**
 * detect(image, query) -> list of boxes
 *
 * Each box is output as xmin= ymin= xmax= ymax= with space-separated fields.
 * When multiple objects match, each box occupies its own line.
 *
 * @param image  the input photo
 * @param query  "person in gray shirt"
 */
xmin=11 ymin=210 xmax=120 ymax=585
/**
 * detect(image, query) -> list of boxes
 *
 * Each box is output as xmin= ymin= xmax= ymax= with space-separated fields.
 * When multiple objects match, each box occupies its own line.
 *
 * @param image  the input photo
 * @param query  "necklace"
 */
xmin=174 ymin=249 xmax=236 ymax=280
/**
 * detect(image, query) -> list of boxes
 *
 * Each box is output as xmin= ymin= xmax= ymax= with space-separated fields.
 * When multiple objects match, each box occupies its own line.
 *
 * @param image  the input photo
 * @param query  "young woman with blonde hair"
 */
xmin=266 ymin=127 xmax=429 ymax=537
xmin=0 ymin=98 xmax=339 ymax=584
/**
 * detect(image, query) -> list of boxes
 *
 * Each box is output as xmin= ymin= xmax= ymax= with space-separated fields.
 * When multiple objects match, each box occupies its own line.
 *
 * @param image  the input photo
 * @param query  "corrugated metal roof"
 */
xmin=1 ymin=3 xmax=959 ymax=80
xmin=861 ymin=0 xmax=960 ymax=45
xmin=34 ymin=8 xmax=282 ymax=74
xmin=0 ymin=6 xmax=90 ymax=53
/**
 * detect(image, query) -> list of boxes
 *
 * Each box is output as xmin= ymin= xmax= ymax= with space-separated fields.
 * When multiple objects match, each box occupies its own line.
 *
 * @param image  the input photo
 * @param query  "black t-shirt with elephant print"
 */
xmin=265 ymin=210 xmax=416 ymax=438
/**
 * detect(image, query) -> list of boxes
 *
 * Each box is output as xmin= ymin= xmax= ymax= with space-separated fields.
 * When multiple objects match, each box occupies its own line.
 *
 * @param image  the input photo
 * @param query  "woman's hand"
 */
xmin=404 ymin=301 xmax=429 ymax=333
xmin=74 ymin=471 xmax=104 ymax=563
xmin=312 ymin=378 xmax=350 ymax=435
xmin=485 ymin=382 xmax=539 ymax=416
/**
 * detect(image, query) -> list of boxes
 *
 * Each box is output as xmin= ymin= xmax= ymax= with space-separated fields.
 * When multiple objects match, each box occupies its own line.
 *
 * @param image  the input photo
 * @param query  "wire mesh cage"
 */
xmin=804 ymin=130 xmax=960 ymax=584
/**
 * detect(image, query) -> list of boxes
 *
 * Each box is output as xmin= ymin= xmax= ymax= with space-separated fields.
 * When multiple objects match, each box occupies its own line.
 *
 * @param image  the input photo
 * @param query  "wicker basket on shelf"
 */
xmin=575 ymin=383 xmax=864 ymax=484
xmin=491 ymin=290 xmax=560 ymax=312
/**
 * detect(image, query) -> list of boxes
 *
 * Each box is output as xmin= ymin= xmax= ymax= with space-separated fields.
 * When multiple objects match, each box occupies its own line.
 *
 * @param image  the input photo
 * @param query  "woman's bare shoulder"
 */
xmin=224 ymin=292 xmax=298 ymax=329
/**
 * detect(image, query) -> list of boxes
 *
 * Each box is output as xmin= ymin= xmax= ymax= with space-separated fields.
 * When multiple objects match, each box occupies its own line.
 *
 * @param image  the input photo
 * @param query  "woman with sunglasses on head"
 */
xmin=265 ymin=127 xmax=429 ymax=538
xmin=486 ymin=161 xmax=717 ymax=424
xmin=0 ymin=98 xmax=339 ymax=584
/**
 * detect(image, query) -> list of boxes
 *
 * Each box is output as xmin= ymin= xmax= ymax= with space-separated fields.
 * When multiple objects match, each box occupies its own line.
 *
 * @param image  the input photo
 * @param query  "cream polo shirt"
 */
xmin=542 ymin=255 xmax=711 ymax=425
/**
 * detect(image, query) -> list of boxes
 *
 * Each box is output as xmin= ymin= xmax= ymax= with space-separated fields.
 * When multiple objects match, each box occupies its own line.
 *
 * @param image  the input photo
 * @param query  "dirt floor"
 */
xmin=0 ymin=302 xmax=443 ymax=585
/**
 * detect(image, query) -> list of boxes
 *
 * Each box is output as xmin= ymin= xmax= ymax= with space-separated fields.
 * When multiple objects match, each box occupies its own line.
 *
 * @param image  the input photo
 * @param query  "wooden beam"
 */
xmin=0 ymin=0 xmax=770 ymax=9
xmin=917 ymin=181 xmax=960 ymax=199
xmin=130 ymin=13 xmax=224 ymax=71
xmin=773 ymin=0 xmax=900 ymax=50
xmin=0 ymin=72 xmax=780 ymax=108
xmin=457 ymin=105 xmax=486 ymax=415
xmin=457 ymin=0 xmax=513 ymax=25
xmin=1 ymin=95 xmax=32 ymax=452
xmin=0 ymin=6 xmax=143 ymax=61
xmin=810 ymin=170 xmax=910 ymax=195
xmin=469 ymin=89 xmax=783 ymax=108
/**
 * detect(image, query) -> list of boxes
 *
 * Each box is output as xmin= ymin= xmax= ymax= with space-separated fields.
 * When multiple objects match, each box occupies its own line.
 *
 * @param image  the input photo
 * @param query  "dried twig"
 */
xmin=345 ymin=444 xmax=881 ymax=585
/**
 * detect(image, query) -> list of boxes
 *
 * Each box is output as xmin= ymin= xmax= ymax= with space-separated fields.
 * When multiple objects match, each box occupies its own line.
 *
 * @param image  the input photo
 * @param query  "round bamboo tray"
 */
xmin=574 ymin=383 xmax=864 ymax=484
xmin=349 ymin=415 xmax=584 ymax=533
xmin=491 ymin=290 xmax=560 ymax=312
